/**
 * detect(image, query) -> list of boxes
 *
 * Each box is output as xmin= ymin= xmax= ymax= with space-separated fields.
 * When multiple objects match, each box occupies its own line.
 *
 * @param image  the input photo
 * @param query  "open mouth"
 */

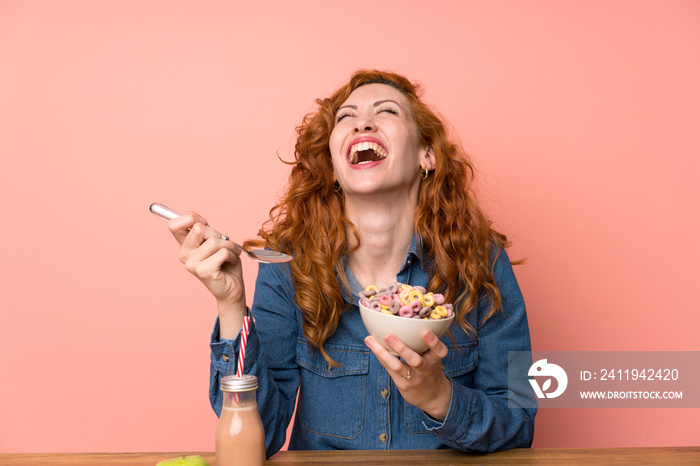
xmin=349 ymin=141 xmax=388 ymax=165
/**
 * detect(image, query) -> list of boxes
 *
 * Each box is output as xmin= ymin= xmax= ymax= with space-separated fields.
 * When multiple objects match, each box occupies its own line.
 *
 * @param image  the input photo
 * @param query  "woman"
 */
xmin=168 ymin=70 xmax=535 ymax=455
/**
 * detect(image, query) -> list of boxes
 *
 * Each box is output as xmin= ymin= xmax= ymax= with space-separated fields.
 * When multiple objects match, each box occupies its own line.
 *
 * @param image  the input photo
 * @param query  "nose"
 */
xmin=353 ymin=116 xmax=376 ymax=133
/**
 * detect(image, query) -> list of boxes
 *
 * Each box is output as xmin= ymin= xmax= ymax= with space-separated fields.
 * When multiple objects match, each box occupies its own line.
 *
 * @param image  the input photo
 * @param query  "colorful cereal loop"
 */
xmin=399 ymin=306 xmax=414 ymax=318
xmin=389 ymin=299 xmax=401 ymax=314
xmin=434 ymin=305 xmax=448 ymax=317
xmin=408 ymin=290 xmax=424 ymax=304
xmin=410 ymin=300 xmax=422 ymax=313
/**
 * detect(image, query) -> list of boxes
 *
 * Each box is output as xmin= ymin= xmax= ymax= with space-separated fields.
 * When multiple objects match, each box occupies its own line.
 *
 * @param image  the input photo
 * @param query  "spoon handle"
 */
xmin=149 ymin=203 xmax=180 ymax=221
xmin=148 ymin=202 xmax=231 ymax=240
xmin=149 ymin=203 xmax=292 ymax=263
xmin=149 ymin=203 xmax=230 ymax=240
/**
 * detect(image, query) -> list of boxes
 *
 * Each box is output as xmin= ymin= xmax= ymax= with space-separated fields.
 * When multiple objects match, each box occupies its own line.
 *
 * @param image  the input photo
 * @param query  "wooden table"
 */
xmin=1 ymin=447 xmax=698 ymax=465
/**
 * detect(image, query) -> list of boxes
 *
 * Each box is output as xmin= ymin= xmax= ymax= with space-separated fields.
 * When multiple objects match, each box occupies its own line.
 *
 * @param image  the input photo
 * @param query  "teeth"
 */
xmin=349 ymin=141 xmax=388 ymax=163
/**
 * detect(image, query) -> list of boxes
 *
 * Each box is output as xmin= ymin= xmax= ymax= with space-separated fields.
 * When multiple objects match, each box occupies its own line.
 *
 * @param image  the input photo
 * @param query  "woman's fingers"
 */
xmin=186 ymin=235 xmax=240 ymax=264
xmin=365 ymin=335 xmax=407 ymax=375
xmin=384 ymin=333 xmax=423 ymax=369
xmin=184 ymin=235 xmax=246 ymax=304
xmin=168 ymin=211 xmax=208 ymax=245
xmin=366 ymin=331 xmax=448 ymax=373
xmin=421 ymin=329 xmax=449 ymax=360
xmin=167 ymin=213 xmax=246 ymax=302
xmin=365 ymin=331 xmax=452 ymax=421
xmin=365 ymin=331 xmax=448 ymax=384
xmin=178 ymin=222 xmax=230 ymax=262
xmin=184 ymin=237 xmax=240 ymax=276
xmin=163 ymin=210 xmax=248 ymax=323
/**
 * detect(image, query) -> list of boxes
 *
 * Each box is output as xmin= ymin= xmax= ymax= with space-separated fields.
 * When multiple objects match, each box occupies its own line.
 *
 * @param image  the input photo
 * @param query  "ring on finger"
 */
xmin=403 ymin=366 xmax=412 ymax=380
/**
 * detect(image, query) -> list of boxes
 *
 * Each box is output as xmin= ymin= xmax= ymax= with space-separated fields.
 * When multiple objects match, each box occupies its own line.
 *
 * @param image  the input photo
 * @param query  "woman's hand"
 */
xmin=168 ymin=212 xmax=247 ymax=337
xmin=365 ymin=330 xmax=452 ymax=422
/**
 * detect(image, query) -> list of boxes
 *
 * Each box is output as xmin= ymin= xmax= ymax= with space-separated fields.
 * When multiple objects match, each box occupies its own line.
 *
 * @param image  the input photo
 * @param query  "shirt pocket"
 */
xmin=296 ymin=340 xmax=369 ymax=439
xmin=403 ymin=340 xmax=477 ymax=433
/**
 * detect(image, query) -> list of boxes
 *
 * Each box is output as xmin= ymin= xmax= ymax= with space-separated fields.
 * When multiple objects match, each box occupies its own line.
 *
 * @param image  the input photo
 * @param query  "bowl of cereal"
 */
xmin=358 ymin=282 xmax=455 ymax=355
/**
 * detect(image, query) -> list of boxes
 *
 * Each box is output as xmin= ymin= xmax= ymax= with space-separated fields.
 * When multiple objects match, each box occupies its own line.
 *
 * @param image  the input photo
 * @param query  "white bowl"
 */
xmin=359 ymin=302 xmax=454 ymax=355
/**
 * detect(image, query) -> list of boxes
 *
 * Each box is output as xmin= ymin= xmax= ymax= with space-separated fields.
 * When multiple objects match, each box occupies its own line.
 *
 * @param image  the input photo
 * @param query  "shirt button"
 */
xmin=380 ymin=388 xmax=389 ymax=398
xmin=222 ymin=354 xmax=230 ymax=362
xmin=379 ymin=433 xmax=388 ymax=443
xmin=326 ymin=363 xmax=333 ymax=372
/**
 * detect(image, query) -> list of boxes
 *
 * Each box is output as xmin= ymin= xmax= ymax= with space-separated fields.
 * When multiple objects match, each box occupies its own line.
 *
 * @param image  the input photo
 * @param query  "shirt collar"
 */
xmin=342 ymin=232 xmax=428 ymax=305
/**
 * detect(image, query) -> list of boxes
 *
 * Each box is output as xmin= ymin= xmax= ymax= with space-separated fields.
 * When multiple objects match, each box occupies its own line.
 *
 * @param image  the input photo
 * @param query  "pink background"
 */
xmin=1 ymin=0 xmax=699 ymax=453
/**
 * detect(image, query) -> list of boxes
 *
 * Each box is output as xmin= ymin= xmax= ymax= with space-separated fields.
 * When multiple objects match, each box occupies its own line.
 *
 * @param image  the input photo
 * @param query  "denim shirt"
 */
xmin=209 ymin=237 xmax=536 ymax=456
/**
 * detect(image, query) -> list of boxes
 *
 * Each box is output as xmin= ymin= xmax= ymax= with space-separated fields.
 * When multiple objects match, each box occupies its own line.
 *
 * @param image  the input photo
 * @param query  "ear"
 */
xmin=420 ymin=146 xmax=436 ymax=171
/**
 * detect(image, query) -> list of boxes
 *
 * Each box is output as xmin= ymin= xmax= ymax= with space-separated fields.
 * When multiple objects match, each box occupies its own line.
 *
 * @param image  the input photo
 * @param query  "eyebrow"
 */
xmin=337 ymin=99 xmax=402 ymax=112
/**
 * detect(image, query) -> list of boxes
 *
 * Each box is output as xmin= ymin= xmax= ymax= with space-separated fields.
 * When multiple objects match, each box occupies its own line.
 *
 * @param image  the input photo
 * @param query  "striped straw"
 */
xmin=236 ymin=315 xmax=250 ymax=377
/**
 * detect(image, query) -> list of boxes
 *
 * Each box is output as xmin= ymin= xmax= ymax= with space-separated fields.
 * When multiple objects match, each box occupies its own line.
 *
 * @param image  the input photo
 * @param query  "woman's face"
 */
xmin=329 ymin=83 xmax=430 ymax=197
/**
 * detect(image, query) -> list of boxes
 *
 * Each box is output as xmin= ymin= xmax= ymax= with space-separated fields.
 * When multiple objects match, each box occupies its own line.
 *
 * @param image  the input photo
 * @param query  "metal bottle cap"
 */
xmin=220 ymin=374 xmax=258 ymax=392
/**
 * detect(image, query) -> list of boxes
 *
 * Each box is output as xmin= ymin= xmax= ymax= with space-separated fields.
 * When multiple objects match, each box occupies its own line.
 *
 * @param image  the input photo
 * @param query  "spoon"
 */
xmin=149 ymin=203 xmax=293 ymax=264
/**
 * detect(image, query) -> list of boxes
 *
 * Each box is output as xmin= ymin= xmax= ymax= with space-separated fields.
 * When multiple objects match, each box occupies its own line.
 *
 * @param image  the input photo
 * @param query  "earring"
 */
xmin=421 ymin=166 xmax=430 ymax=179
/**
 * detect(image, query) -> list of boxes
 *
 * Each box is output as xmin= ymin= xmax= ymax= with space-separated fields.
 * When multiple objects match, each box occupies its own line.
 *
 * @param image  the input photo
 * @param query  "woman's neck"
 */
xmin=344 ymin=192 xmax=417 ymax=289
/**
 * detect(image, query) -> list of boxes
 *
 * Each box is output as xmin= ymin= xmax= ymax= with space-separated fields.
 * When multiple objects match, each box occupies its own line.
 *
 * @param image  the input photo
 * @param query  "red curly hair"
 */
xmin=246 ymin=70 xmax=513 ymax=364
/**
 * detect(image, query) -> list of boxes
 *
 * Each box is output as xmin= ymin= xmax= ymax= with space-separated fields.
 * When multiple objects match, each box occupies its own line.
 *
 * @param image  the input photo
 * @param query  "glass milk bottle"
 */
xmin=216 ymin=374 xmax=266 ymax=466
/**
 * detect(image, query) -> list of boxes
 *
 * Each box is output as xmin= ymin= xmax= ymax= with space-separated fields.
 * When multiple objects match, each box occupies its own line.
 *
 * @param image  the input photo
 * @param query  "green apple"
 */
xmin=155 ymin=455 xmax=210 ymax=466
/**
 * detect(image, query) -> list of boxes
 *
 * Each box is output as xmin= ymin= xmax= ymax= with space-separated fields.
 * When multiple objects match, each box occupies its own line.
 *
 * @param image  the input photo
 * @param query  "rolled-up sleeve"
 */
xmin=208 ymin=261 xmax=301 ymax=458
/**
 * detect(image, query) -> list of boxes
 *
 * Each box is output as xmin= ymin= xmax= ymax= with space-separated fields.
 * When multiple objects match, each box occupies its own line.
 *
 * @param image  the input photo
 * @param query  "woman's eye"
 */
xmin=378 ymin=107 xmax=398 ymax=116
xmin=336 ymin=112 xmax=353 ymax=123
